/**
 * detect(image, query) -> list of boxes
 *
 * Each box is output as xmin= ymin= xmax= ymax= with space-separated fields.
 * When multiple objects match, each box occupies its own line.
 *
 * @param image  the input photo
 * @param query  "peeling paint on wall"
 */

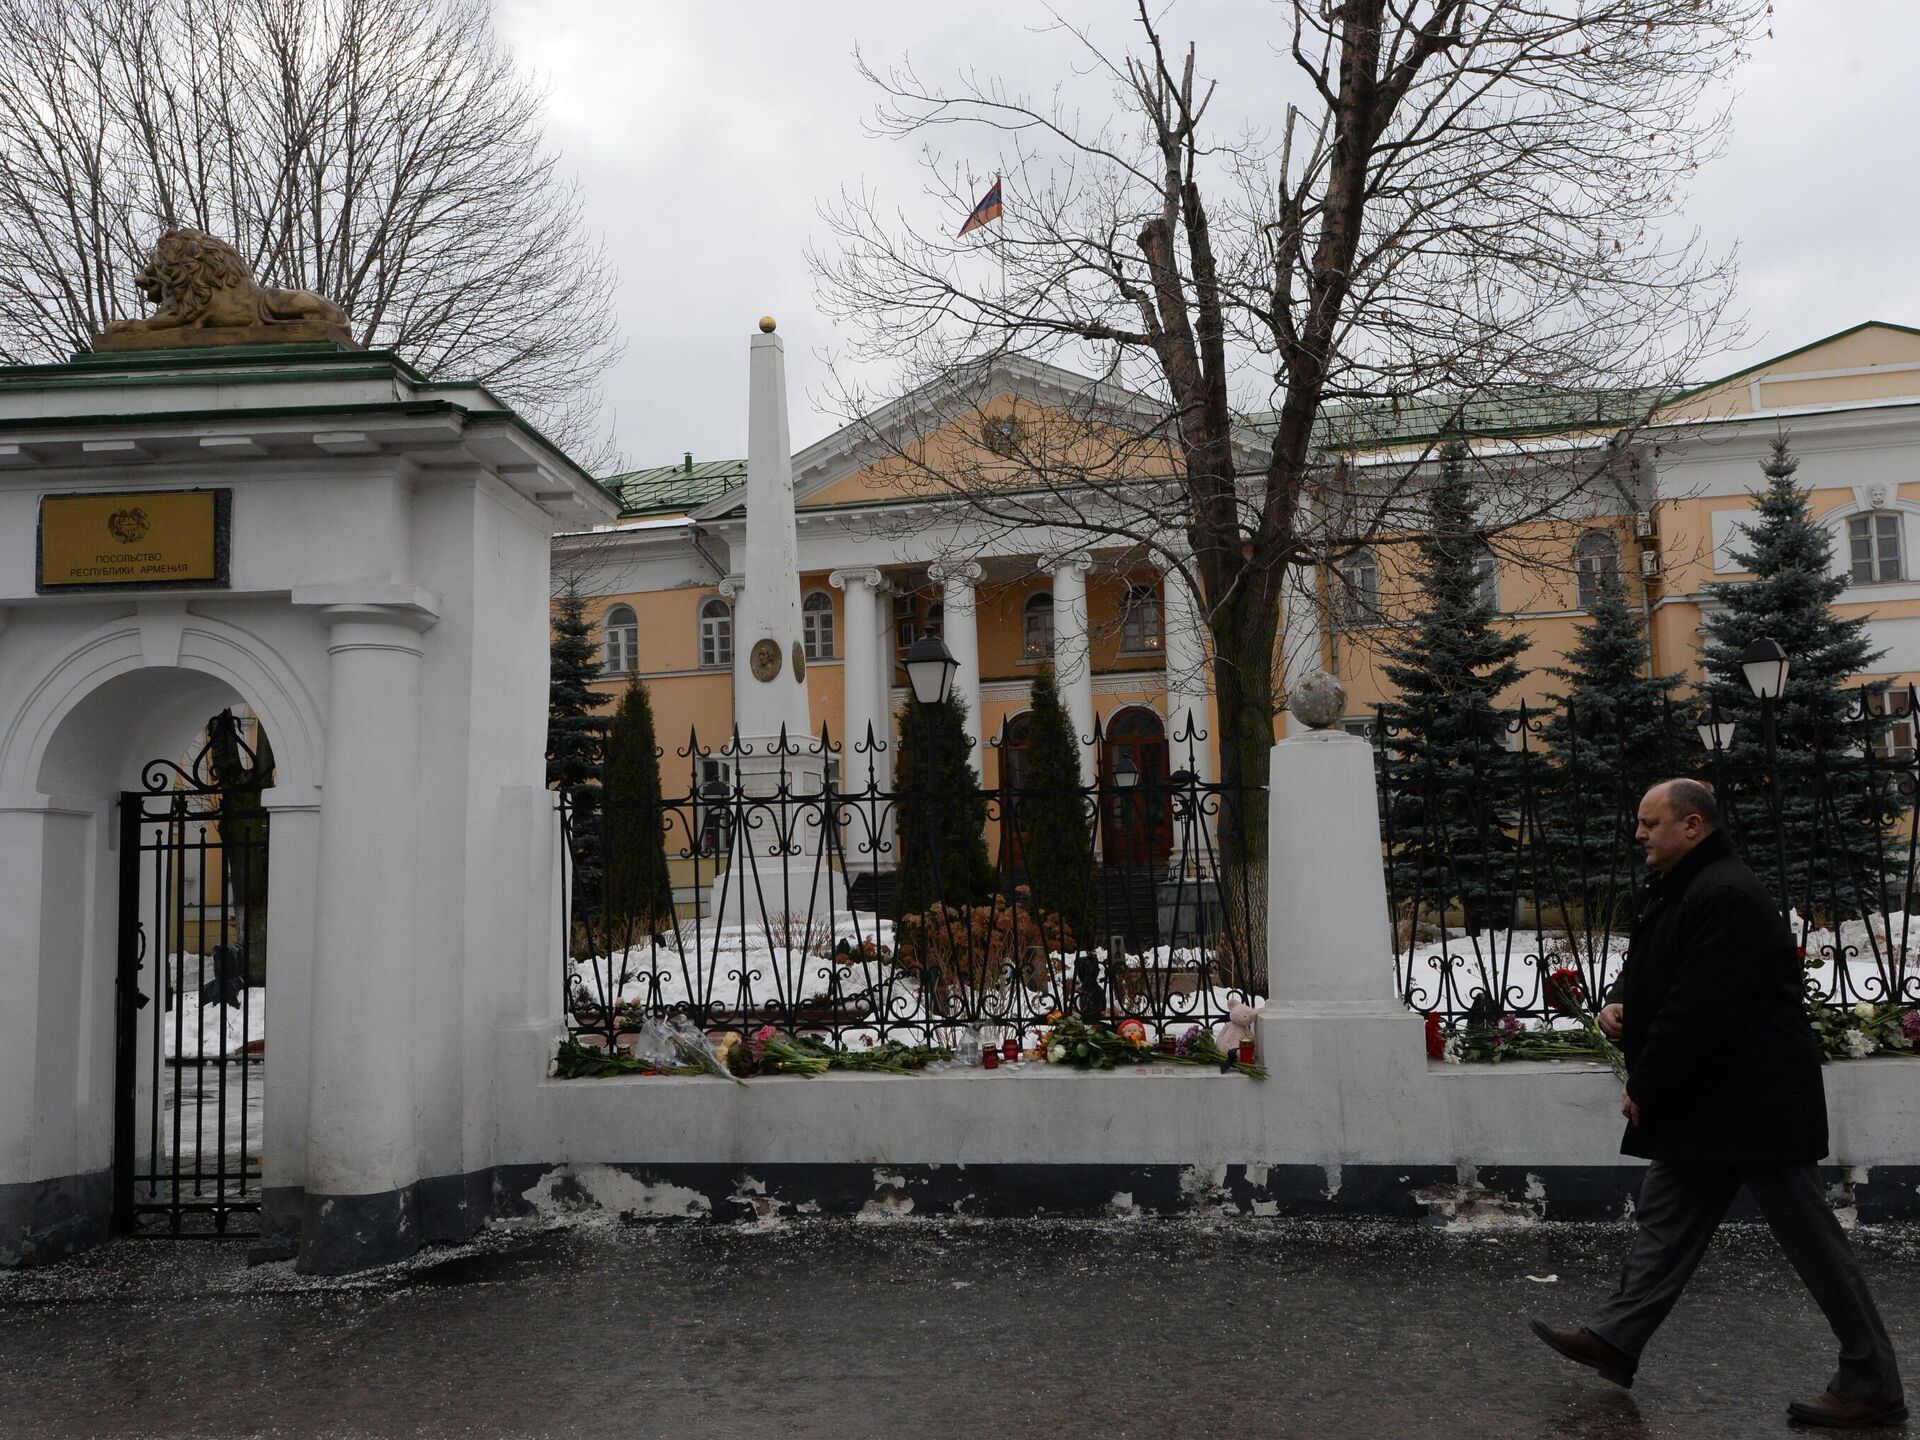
xmin=522 ymin=1165 xmax=712 ymax=1221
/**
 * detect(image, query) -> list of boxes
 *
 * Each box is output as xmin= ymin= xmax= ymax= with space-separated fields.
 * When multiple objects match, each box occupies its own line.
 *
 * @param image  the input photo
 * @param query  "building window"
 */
xmin=1868 ymin=686 xmax=1915 ymax=760
xmin=1120 ymin=582 xmax=1163 ymax=653
xmin=1575 ymin=528 xmax=1620 ymax=610
xmin=1023 ymin=591 xmax=1055 ymax=659
xmin=893 ymin=590 xmax=940 ymax=656
xmin=1849 ymin=513 xmax=1903 ymax=585
xmin=1473 ymin=545 xmax=1499 ymax=613
xmin=802 ymin=590 xmax=835 ymax=661
xmin=601 ymin=604 xmax=638 ymax=676
xmin=1341 ymin=716 xmax=1379 ymax=742
xmin=1338 ymin=549 xmax=1380 ymax=624
xmin=699 ymin=595 xmax=732 ymax=668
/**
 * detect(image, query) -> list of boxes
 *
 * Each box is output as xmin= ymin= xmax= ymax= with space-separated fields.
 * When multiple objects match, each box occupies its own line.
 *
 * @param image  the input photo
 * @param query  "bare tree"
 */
xmin=0 ymin=0 xmax=622 ymax=464
xmin=813 ymin=0 xmax=1763 ymax=986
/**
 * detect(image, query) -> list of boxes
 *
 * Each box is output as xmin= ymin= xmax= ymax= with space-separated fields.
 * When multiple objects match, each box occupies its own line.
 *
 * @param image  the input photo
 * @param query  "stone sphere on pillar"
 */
xmin=1287 ymin=670 xmax=1347 ymax=730
xmin=758 ymin=316 xmax=777 ymax=333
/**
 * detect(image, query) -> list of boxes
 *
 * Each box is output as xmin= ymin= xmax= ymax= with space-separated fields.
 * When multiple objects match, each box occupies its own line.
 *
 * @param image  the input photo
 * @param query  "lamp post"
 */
xmin=902 ymin=632 xmax=959 ymax=915
xmin=1112 ymin=748 xmax=1139 ymax=865
xmin=1739 ymin=636 xmax=1792 ymax=913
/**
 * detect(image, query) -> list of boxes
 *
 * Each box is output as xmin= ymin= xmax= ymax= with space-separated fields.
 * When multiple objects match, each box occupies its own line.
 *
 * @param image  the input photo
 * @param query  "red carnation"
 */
xmin=1424 ymin=1011 xmax=1445 ymax=1060
xmin=1545 ymin=967 xmax=1586 ymax=1017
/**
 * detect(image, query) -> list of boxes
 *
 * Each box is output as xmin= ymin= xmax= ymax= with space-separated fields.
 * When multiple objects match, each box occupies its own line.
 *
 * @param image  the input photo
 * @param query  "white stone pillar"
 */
xmin=930 ymin=559 xmax=984 ymax=778
xmin=829 ymin=568 xmax=888 ymax=788
xmin=1050 ymin=554 xmax=1096 ymax=784
xmin=302 ymin=602 xmax=434 ymax=1271
xmin=1255 ymin=689 xmax=1435 ymax=1161
xmin=259 ymin=789 xmax=320 ymax=1244
xmin=1160 ymin=565 xmax=1213 ymax=783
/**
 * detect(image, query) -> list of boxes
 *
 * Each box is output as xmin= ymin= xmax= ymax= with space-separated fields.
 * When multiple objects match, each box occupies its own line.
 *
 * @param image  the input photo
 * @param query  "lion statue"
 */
xmin=95 ymin=229 xmax=356 ymax=351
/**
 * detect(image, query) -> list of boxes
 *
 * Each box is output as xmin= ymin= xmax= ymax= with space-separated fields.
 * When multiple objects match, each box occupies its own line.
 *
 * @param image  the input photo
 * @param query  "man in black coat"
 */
xmin=1533 ymin=778 xmax=1904 ymax=1428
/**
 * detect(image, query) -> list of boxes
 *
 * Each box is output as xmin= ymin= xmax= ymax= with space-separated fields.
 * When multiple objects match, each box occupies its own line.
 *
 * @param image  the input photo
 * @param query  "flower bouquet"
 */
xmin=1035 ymin=1014 xmax=1266 ymax=1079
xmin=1809 ymin=1001 xmax=1920 ymax=1062
xmin=744 ymin=1025 xmax=955 ymax=1077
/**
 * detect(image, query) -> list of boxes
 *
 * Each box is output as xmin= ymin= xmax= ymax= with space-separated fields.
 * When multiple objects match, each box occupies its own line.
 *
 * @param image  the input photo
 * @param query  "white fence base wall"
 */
xmin=466 ymin=1020 xmax=1920 ymax=1229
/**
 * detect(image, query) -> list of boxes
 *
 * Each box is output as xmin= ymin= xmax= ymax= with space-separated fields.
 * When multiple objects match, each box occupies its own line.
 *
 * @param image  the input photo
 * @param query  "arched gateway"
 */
xmin=0 ymin=244 xmax=615 ymax=1271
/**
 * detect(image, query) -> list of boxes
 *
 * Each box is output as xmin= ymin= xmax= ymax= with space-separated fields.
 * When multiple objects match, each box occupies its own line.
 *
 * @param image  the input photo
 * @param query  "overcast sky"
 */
xmin=492 ymin=0 xmax=1920 ymax=472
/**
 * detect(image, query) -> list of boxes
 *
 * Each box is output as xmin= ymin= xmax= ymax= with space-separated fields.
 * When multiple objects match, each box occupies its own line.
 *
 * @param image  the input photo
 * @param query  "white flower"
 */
xmin=1845 ymin=1028 xmax=1877 ymax=1059
xmin=1046 ymin=1044 xmax=1067 ymax=1064
xmin=1854 ymin=1002 xmax=1876 ymax=1022
xmin=1442 ymin=1037 xmax=1465 ymax=1066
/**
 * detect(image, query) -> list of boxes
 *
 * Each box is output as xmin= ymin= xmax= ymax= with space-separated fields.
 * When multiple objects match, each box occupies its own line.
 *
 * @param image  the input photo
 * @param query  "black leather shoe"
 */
xmin=1530 ymin=1319 xmax=1637 ymax=1388
xmin=1787 ymin=1390 xmax=1909 ymax=1429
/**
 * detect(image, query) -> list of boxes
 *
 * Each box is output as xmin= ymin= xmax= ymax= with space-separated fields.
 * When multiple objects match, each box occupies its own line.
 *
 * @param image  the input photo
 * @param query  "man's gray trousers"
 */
xmin=1587 ymin=1160 xmax=1902 ymax=1403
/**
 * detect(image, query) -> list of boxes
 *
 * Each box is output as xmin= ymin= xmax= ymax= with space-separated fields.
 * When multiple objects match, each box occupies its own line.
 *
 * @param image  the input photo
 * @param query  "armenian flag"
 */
xmin=956 ymin=177 xmax=1003 ymax=237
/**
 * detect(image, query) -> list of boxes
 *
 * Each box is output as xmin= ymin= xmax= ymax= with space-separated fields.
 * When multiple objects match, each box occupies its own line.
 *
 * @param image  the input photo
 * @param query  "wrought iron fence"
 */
xmin=558 ymin=716 xmax=1264 ymax=1052
xmin=1375 ymin=688 xmax=1920 ymax=1022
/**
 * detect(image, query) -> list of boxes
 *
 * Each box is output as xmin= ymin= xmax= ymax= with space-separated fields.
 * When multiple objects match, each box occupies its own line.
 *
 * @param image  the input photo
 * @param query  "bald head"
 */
xmin=1636 ymin=778 xmax=1719 ymax=872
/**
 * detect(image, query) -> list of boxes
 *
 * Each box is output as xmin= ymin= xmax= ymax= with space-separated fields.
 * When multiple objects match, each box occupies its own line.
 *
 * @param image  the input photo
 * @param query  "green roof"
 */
xmin=1241 ymin=386 xmax=1674 ymax=452
xmin=603 ymin=457 xmax=745 ymax=516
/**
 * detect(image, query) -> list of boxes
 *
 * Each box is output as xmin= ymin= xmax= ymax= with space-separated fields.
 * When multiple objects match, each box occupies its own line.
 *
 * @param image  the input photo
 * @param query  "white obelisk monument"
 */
xmin=710 ymin=318 xmax=831 ymax=929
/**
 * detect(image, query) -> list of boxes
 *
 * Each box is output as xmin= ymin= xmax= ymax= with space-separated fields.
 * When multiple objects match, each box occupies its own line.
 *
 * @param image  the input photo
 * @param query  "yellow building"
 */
xmin=559 ymin=320 xmax=1920 ymax=851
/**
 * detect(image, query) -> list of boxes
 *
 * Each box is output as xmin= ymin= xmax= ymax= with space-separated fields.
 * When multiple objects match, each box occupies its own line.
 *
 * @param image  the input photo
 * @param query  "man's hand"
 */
xmin=1597 ymin=1002 xmax=1624 ymax=1040
xmin=1620 ymin=1088 xmax=1643 ymax=1127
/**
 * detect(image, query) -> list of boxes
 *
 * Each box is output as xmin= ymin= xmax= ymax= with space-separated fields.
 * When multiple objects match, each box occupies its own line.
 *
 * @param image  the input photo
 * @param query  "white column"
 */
xmin=1051 ymin=553 xmax=1095 ymax=784
xmin=1160 ymin=565 xmax=1213 ymax=784
xmin=931 ymin=559 xmax=984 ymax=779
xmin=259 ymin=789 xmax=320 ymax=1243
xmin=1256 ymin=695 xmax=1429 ymax=1159
xmin=1264 ymin=722 xmax=1400 ymax=1011
xmin=829 ymin=568 xmax=888 ymax=788
xmin=302 ymin=602 xmax=433 ymax=1269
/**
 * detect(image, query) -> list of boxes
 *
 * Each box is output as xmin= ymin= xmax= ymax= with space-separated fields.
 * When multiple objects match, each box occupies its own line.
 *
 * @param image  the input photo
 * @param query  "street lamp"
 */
xmin=1695 ymin=702 xmax=1736 ymax=753
xmin=903 ymin=631 xmax=960 ymax=970
xmin=1739 ymin=636 xmax=1790 ymax=700
xmin=1740 ymin=635 xmax=1792 ymax=914
xmin=904 ymin=633 xmax=959 ymax=708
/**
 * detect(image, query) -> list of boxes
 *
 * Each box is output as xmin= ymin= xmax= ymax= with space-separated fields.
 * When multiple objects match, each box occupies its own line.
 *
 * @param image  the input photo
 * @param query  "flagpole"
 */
xmin=996 ymin=174 xmax=1007 ymax=307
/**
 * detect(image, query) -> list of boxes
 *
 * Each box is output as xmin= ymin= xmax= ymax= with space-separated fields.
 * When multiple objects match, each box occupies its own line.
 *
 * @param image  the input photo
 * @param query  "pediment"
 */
xmin=1662 ymin=322 xmax=1920 ymax=421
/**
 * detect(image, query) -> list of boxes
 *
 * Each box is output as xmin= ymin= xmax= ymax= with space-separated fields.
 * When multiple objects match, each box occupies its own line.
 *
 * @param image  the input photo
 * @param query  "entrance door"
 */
xmin=113 ymin=720 xmax=269 ymax=1237
xmin=1100 ymin=708 xmax=1172 ymax=867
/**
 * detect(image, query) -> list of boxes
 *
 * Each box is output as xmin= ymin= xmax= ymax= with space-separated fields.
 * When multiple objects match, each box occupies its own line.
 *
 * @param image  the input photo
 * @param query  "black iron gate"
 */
xmin=113 ymin=735 xmax=269 ymax=1237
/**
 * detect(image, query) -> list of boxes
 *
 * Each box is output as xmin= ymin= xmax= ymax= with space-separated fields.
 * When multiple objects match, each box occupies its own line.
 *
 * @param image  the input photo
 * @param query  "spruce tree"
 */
xmin=1538 ymin=567 xmax=1685 ymax=930
xmin=1378 ymin=440 xmax=1528 ymax=933
xmin=601 ymin=677 xmax=675 ymax=949
xmin=1700 ymin=437 xmax=1889 ymax=909
xmin=548 ymin=586 xmax=610 ymax=915
xmin=1015 ymin=667 xmax=1096 ymax=940
xmin=893 ymin=691 xmax=992 ymax=913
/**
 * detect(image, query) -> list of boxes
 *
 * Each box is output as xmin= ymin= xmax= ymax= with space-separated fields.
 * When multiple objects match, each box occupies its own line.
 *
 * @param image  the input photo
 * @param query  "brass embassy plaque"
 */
xmin=38 ymin=489 xmax=231 ymax=592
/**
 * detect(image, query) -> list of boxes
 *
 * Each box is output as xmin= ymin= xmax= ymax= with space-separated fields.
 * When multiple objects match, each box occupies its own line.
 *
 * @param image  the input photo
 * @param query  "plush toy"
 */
xmin=1218 ymin=1002 xmax=1258 ymax=1051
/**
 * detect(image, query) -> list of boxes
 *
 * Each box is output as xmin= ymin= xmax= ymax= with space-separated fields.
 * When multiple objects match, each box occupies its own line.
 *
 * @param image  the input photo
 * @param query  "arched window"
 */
xmin=1575 ymin=529 xmax=1620 ymax=610
xmin=1120 ymin=581 xmax=1163 ymax=653
xmin=1473 ymin=545 xmax=1500 ymax=613
xmin=1849 ymin=512 xmax=1904 ymax=584
xmin=699 ymin=595 xmax=732 ymax=668
xmin=1022 ymin=591 xmax=1055 ymax=659
xmin=1338 ymin=549 xmax=1380 ymax=624
xmin=601 ymin=604 xmax=638 ymax=676
xmin=802 ymin=590 xmax=835 ymax=660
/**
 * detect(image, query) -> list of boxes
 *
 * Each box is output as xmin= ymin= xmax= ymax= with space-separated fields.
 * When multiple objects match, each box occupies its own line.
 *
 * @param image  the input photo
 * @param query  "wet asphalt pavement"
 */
xmin=1 ymin=1215 xmax=1915 ymax=1439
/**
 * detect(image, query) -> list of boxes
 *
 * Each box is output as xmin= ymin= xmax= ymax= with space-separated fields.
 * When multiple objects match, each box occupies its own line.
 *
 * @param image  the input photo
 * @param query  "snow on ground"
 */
xmin=159 ymin=978 xmax=265 ymax=1058
xmin=566 ymin=910 xmax=1256 ymax=1043
xmin=144 ymin=970 xmax=264 ymax=1171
